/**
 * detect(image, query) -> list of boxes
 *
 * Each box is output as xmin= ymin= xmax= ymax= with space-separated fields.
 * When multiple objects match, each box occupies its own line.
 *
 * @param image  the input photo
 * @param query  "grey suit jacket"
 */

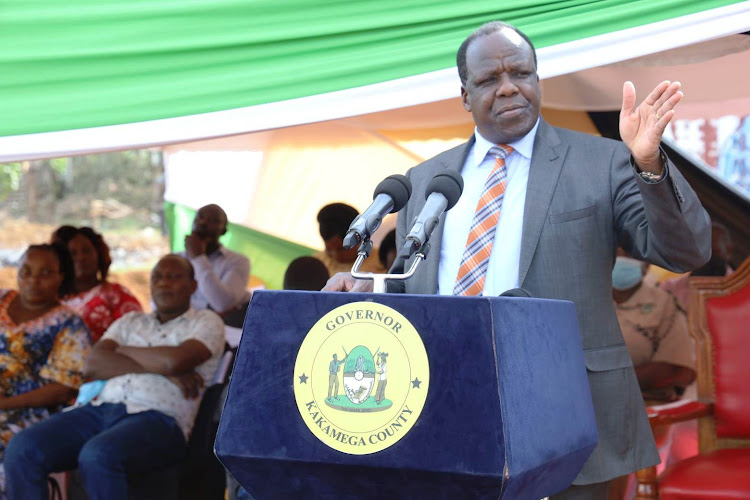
xmin=389 ymin=120 xmax=711 ymax=484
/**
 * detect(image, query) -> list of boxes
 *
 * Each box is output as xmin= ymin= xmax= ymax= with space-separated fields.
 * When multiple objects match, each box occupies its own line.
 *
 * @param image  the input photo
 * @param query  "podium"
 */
xmin=215 ymin=290 xmax=598 ymax=499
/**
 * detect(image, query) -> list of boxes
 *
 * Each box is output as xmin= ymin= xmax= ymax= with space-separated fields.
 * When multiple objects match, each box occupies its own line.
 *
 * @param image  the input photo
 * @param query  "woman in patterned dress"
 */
xmin=0 ymin=243 xmax=91 ymax=494
xmin=51 ymin=226 xmax=142 ymax=342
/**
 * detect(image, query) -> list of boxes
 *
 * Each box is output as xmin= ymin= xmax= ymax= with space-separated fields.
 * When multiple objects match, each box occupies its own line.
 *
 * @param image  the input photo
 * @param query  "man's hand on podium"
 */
xmin=322 ymin=272 xmax=374 ymax=293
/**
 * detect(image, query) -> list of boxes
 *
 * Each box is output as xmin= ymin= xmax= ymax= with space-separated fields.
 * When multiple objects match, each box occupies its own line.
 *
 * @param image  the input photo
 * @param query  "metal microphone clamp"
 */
xmin=350 ymin=243 xmax=430 ymax=294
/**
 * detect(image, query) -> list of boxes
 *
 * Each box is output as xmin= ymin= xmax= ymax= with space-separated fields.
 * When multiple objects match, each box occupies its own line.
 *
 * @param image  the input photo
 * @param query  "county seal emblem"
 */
xmin=293 ymin=302 xmax=429 ymax=455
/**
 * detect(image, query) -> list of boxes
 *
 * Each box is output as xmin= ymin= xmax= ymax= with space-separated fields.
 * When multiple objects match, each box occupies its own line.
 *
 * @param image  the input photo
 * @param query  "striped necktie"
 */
xmin=453 ymin=145 xmax=514 ymax=296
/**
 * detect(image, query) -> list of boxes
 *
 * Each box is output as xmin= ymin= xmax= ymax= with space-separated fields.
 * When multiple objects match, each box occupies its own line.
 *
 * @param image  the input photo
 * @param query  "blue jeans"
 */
xmin=5 ymin=403 xmax=186 ymax=500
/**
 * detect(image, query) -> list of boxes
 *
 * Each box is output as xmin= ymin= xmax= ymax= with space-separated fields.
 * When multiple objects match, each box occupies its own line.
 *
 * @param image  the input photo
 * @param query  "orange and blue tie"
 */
xmin=453 ymin=145 xmax=514 ymax=296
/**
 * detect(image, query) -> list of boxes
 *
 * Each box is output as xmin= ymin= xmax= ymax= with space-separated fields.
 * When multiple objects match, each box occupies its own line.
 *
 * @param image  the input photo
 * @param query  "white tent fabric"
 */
xmin=1 ymin=1 xmax=749 ymax=163
xmin=163 ymin=107 xmax=598 ymax=248
xmin=543 ymin=35 xmax=750 ymax=111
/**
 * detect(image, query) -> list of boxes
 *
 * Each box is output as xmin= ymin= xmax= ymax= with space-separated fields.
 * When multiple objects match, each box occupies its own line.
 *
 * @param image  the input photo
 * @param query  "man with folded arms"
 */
xmin=5 ymin=254 xmax=225 ymax=500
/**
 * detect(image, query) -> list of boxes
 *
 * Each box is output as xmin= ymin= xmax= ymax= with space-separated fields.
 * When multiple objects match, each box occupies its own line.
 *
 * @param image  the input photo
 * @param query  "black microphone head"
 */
xmin=374 ymin=174 xmax=412 ymax=212
xmin=425 ymin=170 xmax=463 ymax=209
xmin=500 ymin=288 xmax=533 ymax=297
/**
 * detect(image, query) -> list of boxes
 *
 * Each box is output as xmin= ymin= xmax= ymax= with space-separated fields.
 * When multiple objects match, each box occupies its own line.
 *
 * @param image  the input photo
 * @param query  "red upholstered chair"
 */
xmin=635 ymin=258 xmax=750 ymax=499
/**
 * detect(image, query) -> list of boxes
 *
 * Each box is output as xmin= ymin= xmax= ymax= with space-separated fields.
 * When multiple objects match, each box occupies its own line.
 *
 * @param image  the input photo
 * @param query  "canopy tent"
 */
xmin=3 ymin=0 xmax=750 ymax=288
xmin=1 ymin=0 xmax=749 ymax=161
xmin=161 ymin=105 xmax=597 ymax=250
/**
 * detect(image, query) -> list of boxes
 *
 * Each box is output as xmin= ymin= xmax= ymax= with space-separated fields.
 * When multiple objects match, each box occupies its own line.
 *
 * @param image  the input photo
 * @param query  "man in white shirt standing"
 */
xmin=5 ymin=254 xmax=225 ymax=500
xmin=183 ymin=204 xmax=251 ymax=326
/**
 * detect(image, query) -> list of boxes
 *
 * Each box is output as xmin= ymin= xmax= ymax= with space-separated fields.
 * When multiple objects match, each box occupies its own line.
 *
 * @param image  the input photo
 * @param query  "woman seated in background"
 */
xmin=0 ymin=243 xmax=91 ymax=492
xmin=51 ymin=226 xmax=142 ymax=342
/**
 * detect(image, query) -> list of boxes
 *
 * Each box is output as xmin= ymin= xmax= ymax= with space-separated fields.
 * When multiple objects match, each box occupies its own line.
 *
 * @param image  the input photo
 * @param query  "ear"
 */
xmin=189 ymin=279 xmax=198 ymax=295
xmin=461 ymin=86 xmax=471 ymax=112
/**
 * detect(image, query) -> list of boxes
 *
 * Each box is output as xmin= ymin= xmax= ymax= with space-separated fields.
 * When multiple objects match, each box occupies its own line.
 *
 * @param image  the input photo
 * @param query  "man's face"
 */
xmin=324 ymin=235 xmax=359 ymax=264
xmin=461 ymin=28 xmax=541 ymax=145
xmin=150 ymin=256 xmax=197 ymax=314
xmin=192 ymin=205 xmax=227 ymax=240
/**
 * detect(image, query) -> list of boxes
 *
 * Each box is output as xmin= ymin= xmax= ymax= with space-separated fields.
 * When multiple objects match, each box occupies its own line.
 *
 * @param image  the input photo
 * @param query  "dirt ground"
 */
xmin=0 ymin=216 xmax=167 ymax=311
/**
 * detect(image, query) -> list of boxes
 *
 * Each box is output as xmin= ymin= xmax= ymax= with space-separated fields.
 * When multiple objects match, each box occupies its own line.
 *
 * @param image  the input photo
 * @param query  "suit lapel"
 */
xmin=519 ymin=121 xmax=567 ymax=286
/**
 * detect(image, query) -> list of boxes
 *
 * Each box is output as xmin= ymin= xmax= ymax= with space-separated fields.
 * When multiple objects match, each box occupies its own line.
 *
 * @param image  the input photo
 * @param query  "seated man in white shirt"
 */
xmin=183 ymin=204 xmax=251 ymax=326
xmin=5 ymin=254 xmax=225 ymax=500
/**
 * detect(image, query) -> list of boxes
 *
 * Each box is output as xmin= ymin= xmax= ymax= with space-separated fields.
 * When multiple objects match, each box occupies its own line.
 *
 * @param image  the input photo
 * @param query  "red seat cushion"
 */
xmin=660 ymin=448 xmax=750 ymax=500
xmin=706 ymin=286 xmax=750 ymax=439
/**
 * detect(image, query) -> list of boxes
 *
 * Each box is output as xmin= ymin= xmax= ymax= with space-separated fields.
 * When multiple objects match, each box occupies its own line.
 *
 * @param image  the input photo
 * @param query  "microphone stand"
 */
xmin=350 ymin=239 xmax=429 ymax=294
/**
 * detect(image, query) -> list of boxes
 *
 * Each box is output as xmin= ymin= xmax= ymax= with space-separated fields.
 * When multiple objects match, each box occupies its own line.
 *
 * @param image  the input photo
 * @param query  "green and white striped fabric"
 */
xmin=1 ymin=0 xmax=748 ymax=161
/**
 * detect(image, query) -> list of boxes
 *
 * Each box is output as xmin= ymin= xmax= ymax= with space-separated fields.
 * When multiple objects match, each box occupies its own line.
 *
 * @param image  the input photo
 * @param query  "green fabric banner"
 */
xmin=164 ymin=201 xmax=315 ymax=290
xmin=1 ymin=0 xmax=743 ymax=136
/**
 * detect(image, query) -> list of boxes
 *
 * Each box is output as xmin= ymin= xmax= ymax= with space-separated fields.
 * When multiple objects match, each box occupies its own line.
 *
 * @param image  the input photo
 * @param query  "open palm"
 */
xmin=619 ymin=81 xmax=683 ymax=173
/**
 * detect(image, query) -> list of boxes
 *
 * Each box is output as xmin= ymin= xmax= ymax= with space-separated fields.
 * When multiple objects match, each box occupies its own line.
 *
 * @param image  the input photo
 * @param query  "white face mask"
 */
xmin=612 ymin=256 xmax=643 ymax=291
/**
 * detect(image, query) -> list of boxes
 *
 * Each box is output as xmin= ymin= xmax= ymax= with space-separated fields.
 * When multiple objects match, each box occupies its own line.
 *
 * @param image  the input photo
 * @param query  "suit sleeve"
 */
xmin=612 ymin=147 xmax=711 ymax=272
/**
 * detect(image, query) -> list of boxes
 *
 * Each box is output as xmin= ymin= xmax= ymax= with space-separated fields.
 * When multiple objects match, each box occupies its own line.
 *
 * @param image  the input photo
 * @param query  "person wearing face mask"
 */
xmin=612 ymin=254 xmax=695 ymax=401
xmin=612 ymin=254 xmax=699 ymax=496
xmin=324 ymin=21 xmax=713 ymax=498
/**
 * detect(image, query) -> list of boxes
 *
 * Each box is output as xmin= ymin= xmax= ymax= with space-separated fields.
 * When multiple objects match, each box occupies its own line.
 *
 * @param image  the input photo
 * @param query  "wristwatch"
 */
xmin=636 ymin=150 xmax=668 ymax=183
xmin=638 ymin=170 xmax=663 ymax=183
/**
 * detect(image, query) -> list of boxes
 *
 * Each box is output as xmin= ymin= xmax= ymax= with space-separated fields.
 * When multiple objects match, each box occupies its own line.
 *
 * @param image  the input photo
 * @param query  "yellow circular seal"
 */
xmin=293 ymin=301 xmax=429 ymax=455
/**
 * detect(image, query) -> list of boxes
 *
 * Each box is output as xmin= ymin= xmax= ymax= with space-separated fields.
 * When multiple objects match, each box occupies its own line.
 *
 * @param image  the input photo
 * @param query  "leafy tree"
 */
xmin=0 ymin=163 xmax=23 ymax=201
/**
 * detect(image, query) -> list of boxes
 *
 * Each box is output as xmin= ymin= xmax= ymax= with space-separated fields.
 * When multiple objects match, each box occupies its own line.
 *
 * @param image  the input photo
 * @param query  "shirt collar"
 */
xmin=148 ymin=307 xmax=197 ymax=325
xmin=471 ymin=117 xmax=540 ymax=168
xmin=208 ymin=244 xmax=226 ymax=258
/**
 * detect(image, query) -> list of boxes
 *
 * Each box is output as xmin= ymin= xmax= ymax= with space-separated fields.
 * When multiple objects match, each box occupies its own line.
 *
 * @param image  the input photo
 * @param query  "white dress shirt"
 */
xmin=94 ymin=309 xmax=225 ymax=439
xmin=182 ymin=245 xmax=251 ymax=312
xmin=437 ymin=120 xmax=539 ymax=296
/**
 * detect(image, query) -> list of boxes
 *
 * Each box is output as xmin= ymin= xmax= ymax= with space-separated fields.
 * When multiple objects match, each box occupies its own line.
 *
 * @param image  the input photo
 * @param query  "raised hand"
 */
xmin=619 ymin=81 xmax=683 ymax=174
xmin=184 ymin=233 xmax=208 ymax=259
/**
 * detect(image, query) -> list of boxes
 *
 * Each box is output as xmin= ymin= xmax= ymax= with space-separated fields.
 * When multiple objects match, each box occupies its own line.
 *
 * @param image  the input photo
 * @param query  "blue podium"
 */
xmin=215 ymin=290 xmax=597 ymax=499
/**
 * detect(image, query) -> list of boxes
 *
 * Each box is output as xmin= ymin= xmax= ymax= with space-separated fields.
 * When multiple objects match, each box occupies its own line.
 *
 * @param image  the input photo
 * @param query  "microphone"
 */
xmin=499 ymin=288 xmax=533 ymax=297
xmin=343 ymin=174 xmax=412 ymax=249
xmin=400 ymin=170 xmax=464 ymax=258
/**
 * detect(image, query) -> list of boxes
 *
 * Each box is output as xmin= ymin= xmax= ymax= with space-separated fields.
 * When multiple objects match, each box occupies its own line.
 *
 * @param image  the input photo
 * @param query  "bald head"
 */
xmin=457 ymin=21 xmax=537 ymax=85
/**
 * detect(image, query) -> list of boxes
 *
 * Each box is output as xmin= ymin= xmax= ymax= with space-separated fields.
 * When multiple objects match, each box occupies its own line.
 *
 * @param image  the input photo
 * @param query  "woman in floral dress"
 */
xmin=0 ymin=243 xmax=91 ymax=494
xmin=52 ymin=226 xmax=142 ymax=342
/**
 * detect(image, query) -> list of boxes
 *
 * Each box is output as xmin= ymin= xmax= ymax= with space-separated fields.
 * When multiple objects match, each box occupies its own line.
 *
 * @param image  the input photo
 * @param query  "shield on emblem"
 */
xmin=342 ymin=345 xmax=376 ymax=404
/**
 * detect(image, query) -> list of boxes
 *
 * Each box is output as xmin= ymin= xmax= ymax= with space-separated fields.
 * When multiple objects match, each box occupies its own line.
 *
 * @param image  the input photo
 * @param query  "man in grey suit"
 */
xmin=325 ymin=21 xmax=710 ymax=499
